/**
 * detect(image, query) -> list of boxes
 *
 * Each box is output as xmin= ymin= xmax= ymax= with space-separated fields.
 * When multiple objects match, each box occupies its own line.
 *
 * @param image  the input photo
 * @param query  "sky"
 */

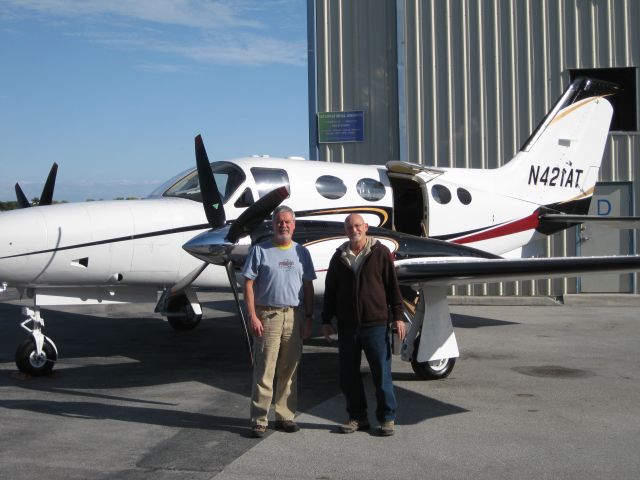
xmin=0 ymin=0 xmax=309 ymax=202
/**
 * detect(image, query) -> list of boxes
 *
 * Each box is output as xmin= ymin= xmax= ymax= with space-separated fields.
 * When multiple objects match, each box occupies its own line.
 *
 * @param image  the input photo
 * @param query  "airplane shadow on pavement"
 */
xmin=0 ymin=301 xmax=519 ymax=433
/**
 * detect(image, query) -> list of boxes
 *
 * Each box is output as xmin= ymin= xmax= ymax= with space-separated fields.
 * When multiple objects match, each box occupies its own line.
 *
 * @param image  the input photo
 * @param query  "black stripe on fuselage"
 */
xmin=284 ymin=221 xmax=500 ymax=260
xmin=0 ymin=223 xmax=211 ymax=260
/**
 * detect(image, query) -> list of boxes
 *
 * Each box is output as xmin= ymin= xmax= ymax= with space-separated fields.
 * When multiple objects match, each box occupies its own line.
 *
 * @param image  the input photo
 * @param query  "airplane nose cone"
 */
xmin=182 ymin=228 xmax=234 ymax=265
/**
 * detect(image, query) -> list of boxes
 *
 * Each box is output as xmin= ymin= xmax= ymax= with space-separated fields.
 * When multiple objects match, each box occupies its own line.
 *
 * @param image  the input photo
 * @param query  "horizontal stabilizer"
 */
xmin=540 ymin=214 xmax=640 ymax=229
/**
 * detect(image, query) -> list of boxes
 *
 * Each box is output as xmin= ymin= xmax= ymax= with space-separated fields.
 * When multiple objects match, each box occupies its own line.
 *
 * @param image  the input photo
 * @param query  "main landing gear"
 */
xmin=15 ymin=307 xmax=58 ymax=376
xmin=400 ymin=286 xmax=459 ymax=380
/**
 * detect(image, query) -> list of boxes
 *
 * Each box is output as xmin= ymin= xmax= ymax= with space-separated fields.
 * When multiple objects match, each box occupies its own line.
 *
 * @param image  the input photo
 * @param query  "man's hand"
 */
xmin=393 ymin=320 xmax=406 ymax=341
xmin=321 ymin=323 xmax=335 ymax=342
xmin=301 ymin=318 xmax=313 ymax=339
xmin=250 ymin=314 xmax=264 ymax=337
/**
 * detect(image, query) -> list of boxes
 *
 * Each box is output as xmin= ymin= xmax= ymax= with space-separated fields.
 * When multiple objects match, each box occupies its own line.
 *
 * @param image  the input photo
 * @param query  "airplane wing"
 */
xmin=395 ymin=255 xmax=640 ymax=287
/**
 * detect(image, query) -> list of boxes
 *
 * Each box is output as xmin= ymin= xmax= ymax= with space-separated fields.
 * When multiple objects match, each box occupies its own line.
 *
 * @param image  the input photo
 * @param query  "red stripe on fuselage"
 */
xmin=452 ymin=210 xmax=540 ymax=245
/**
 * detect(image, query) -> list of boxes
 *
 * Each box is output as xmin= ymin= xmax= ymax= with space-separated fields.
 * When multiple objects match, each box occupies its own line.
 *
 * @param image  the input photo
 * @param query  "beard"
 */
xmin=348 ymin=232 xmax=363 ymax=243
xmin=274 ymin=232 xmax=292 ymax=244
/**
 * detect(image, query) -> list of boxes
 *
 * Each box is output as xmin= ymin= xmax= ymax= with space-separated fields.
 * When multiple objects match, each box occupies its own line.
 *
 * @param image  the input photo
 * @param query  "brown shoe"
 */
xmin=380 ymin=420 xmax=395 ymax=436
xmin=274 ymin=419 xmax=300 ymax=433
xmin=338 ymin=418 xmax=370 ymax=434
xmin=251 ymin=424 xmax=267 ymax=438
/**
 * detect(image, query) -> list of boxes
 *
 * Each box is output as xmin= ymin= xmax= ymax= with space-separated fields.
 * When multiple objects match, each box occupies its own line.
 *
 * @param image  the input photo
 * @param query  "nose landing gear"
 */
xmin=15 ymin=307 xmax=58 ymax=376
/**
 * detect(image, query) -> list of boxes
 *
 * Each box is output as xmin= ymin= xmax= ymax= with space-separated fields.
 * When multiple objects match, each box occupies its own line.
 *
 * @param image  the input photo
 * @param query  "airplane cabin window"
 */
xmin=251 ymin=168 xmax=290 ymax=199
xmin=163 ymin=162 xmax=245 ymax=203
xmin=457 ymin=187 xmax=472 ymax=205
xmin=316 ymin=175 xmax=347 ymax=199
xmin=356 ymin=178 xmax=386 ymax=201
xmin=431 ymin=184 xmax=451 ymax=204
xmin=234 ymin=188 xmax=254 ymax=208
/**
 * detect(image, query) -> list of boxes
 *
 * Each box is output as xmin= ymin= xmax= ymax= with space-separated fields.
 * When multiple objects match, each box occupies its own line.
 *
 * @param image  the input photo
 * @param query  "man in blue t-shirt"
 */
xmin=242 ymin=205 xmax=316 ymax=438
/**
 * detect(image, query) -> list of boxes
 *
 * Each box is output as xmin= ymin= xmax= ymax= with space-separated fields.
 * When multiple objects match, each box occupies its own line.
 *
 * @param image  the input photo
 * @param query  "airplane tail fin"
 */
xmin=500 ymin=78 xmax=618 ymax=216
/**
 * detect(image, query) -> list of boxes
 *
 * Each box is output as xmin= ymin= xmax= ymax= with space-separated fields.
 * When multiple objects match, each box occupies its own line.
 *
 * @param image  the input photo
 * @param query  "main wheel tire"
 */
xmin=166 ymin=296 xmax=201 ymax=331
xmin=15 ymin=338 xmax=57 ymax=376
xmin=410 ymin=335 xmax=456 ymax=380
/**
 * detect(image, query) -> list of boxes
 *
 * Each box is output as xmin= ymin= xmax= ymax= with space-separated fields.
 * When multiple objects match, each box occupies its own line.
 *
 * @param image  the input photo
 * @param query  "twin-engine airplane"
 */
xmin=2 ymin=77 xmax=639 ymax=380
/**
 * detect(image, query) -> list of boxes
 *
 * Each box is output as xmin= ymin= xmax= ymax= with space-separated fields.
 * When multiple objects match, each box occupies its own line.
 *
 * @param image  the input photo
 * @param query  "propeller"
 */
xmin=14 ymin=163 xmax=58 ymax=208
xmin=195 ymin=135 xmax=225 ymax=229
xmin=224 ymin=260 xmax=254 ymax=367
xmin=14 ymin=183 xmax=30 ymax=208
xmin=227 ymin=186 xmax=291 ymax=243
xmin=171 ymin=135 xmax=290 ymax=366
xmin=40 ymin=162 xmax=58 ymax=205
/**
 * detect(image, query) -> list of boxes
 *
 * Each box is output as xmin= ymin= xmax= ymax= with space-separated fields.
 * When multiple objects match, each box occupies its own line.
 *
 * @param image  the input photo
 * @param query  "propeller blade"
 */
xmin=227 ymin=185 xmax=290 ymax=243
xmin=14 ymin=183 xmax=31 ymax=208
xmin=170 ymin=262 xmax=209 ymax=294
xmin=224 ymin=260 xmax=254 ymax=367
xmin=195 ymin=135 xmax=225 ymax=228
xmin=39 ymin=163 xmax=58 ymax=206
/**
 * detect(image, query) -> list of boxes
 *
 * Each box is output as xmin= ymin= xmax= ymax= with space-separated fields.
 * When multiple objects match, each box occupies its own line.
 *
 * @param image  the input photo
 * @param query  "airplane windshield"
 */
xmin=161 ymin=162 xmax=245 ymax=203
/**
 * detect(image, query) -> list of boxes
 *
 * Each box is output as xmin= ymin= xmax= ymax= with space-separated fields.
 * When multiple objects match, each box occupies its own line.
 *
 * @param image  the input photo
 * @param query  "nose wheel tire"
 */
xmin=166 ymin=296 xmax=202 ymax=331
xmin=15 ymin=338 xmax=57 ymax=376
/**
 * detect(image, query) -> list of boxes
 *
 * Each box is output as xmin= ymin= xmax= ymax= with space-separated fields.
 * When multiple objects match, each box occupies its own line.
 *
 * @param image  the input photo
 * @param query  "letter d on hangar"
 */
xmin=597 ymin=199 xmax=612 ymax=216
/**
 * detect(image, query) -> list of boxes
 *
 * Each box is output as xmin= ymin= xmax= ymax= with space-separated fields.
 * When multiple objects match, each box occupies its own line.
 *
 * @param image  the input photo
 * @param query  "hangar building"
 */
xmin=307 ymin=0 xmax=640 ymax=297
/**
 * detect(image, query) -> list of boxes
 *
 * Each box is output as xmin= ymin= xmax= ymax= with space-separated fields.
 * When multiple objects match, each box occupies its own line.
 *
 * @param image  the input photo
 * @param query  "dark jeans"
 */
xmin=338 ymin=324 xmax=397 ymax=423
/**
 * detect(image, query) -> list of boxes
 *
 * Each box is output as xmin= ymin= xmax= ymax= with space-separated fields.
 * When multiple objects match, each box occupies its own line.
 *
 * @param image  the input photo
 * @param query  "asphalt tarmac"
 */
xmin=1 ymin=289 xmax=639 ymax=479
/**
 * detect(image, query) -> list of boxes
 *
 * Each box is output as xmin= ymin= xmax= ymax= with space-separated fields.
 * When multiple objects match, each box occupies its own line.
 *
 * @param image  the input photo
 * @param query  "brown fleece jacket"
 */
xmin=321 ymin=238 xmax=403 ymax=329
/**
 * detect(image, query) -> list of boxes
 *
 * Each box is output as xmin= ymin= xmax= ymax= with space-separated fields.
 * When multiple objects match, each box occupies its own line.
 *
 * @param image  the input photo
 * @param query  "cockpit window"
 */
xmin=356 ymin=178 xmax=386 ymax=201
xmin=147 ymin=167 xmax=193 ymax=198
xmin=316 ymin=175 xmax=347 ymax=199
xmin=251 ymin=167 xmax=290 ymax=199
xmin=162 ymin=162 xmax=245 ymax=203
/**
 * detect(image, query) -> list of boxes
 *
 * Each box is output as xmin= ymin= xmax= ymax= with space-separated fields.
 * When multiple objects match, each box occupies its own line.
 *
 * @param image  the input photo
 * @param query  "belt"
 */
xmin=256 ymin=305 xmax=298 ymax=312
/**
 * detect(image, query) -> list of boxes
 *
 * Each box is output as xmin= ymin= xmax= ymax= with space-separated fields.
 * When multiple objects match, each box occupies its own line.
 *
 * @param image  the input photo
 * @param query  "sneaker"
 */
xmin=274 ymin=419 xmax=300 ymax=433
xmin=380 ymin=420 xmax=395 ymax=436
xmin=338 ymin=418 xmax=370 ymax=434
xmin=251 ymin=424 xmax=267 ymax=438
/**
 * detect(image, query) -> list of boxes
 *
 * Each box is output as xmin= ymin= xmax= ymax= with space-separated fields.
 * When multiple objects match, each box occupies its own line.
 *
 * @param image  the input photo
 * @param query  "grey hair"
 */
xmin=272 ymin=205 xmax=295 ymax=222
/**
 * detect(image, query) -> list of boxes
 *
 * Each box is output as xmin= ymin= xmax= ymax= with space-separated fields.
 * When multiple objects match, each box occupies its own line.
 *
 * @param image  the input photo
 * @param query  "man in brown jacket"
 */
xmin=321 ymin=213 xmax=405 ymax=436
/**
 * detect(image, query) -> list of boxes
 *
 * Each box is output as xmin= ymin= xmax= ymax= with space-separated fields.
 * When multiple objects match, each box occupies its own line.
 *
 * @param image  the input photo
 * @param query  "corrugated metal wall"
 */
xmin=310 ymin=0 xmax=640 ymax=296
xmin=310 ymin=0 xmax=400 ymax=164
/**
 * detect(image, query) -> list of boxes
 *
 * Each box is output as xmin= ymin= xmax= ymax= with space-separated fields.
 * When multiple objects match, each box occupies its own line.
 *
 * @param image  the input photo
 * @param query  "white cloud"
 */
xmin=4 ymin=0 xmax=261 ymax=28
xmin=123 ymin=32 xmax=306 ymax=66
xmin=2 ymin=0 xmax=306 ymax=67
xmin=134 ymin=62 xmax=189 ymax=73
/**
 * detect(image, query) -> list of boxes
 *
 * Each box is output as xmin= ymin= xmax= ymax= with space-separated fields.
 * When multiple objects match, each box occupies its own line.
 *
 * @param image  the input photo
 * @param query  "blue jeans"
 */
xmin=338 ymin=324 xmax=397 ymax=423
